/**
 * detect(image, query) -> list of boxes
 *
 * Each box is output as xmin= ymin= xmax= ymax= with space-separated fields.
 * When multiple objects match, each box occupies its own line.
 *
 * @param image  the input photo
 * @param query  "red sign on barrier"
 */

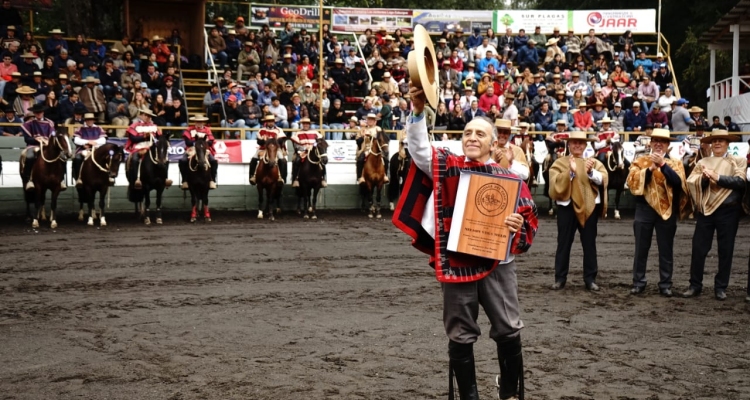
xmin=214 ymin=140 xmax=243 ymax=163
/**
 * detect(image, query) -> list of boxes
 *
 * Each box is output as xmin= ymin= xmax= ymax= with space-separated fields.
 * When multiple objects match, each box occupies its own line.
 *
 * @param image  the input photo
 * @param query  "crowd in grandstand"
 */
xmin=0 ymin=2 xmax=741 ymax=141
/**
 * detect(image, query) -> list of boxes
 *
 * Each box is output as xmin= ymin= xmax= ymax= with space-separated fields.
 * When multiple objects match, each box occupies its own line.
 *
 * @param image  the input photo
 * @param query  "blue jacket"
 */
xmin=624 ymin=109 xmax=647 ymax=131
xmin=517 ymin=45 xmax=538 ymax=67
xmin=634 ymin=58 xmax=653 ymax=75
xmin=467 ymin=34 xmax=483 ymax=49
xmin=477 ymin=57 xmax=499 ymax=74
xmin=513 ymin=35 xmax=529 ymax=49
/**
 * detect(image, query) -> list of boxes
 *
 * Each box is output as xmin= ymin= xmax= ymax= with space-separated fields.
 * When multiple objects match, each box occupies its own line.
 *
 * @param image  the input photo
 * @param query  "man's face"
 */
xmin=633 ymin=105 xmax=641 ymax=113
xmin=541 ymin=103 xmax=549 ymax=112
xmin=486 ymin=87 xmax=494 ymax=96
xmin=651 ymin=138 xmax=669 ymax=154
xmin=470 ymin=100 xmax=478 ymax=110
xmin=710 ymin=138 xmax=729 ymax=156
xmin=506 ymin=29 xmax=512 ymax=36
xmin=147 ymin=66 xmax=155 ymax=74
xmin=366 ymin=118 xmax=376 ymax=127
xmin=518 ymin=29 xmax=525 ymax=37
xmin=497 ymin=130 xmax=510 ymax=146
xmin=364 ymin=99 xmax=372 ymax=109
xmin=535 ymin=27 xmax=540 ymax=34
xmin=272 ymin=99 xmax=280 ymax=106
xmin=485 ymin=51 xmax=492 ymax=60
xmin=264 ymin=86 xmax=271 ymax=93
xmin=5 ymin=111 xmax=14 ymax=120
xmin=461 ymin=119 xmax=496 ymax=162
xmin=588 ymin=29 xmax=595 ymax=37
xmin=569 ymin=139 xmax=587 ymax=157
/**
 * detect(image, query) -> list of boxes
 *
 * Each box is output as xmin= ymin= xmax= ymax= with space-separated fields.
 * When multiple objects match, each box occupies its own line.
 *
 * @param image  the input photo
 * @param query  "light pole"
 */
xmin=657 ymin=0 xmax=662 ymax=53
xmin=318 ymin=0 xmax=325 ymax=129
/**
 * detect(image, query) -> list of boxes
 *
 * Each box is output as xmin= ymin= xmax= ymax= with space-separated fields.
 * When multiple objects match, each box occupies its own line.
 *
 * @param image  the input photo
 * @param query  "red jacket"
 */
xmin=182 ymin=125 xmax=216 ymax=155
xmin=478 ymin=94 xmax=499 ymax=112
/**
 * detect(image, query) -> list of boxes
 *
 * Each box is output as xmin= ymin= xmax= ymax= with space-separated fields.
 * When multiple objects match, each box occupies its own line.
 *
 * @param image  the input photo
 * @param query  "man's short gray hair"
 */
xmin=469 ymin=116 xmax=497 ymax=141
xmin=66 ymin=60 xmax=76 ymax=67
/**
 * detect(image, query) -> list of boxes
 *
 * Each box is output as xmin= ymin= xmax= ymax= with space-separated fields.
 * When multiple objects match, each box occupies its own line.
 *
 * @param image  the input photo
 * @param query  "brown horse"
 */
xmin=76 ymin=143 xmax=124 ymax=227
xmin=20 ymin=134 xmax=72 ymax=229
xmin=295 ymin=137 xmax=328 ymax=220
xmin=360 ymin=133 xmax=388 ymax=219
xmin=254 ymin=136 xmax=287 ymax=220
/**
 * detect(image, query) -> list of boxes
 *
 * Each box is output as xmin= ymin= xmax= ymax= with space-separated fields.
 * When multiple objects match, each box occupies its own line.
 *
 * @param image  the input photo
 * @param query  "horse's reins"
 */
xmin=307 ymin=145 xmax=327 ymax=170
xmin=188 ymin=148 xmax=209 ymax=172
xmin=39 ymin=136 xmax=66 ymax=163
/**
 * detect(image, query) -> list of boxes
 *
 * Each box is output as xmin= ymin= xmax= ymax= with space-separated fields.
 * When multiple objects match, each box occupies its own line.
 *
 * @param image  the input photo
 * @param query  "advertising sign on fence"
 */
xmin=412 ymin=10 xmax=492 ymax=34
xmin=327 ymin=140 xmax=358 ymax=163
xmin=492 ymin=10 xmax=569 ymax=34
xmin=251 ymin=5 xmax=330 ymax=29
xmin=107 ymin=139 xmax=242 ymax=163
xmin=571 ymin=9 xmax=656 ymax=34
xmin=332 ymin=8 xmax=413 ymax=33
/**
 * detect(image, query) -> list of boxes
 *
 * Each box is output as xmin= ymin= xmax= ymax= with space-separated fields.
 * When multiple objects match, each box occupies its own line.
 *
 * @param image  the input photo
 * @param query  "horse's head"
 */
xmin=193 ymin=135 xmax=208 ymax=171
xmin=611 ymin=141 xmax=625 ymax=169
xmin=152 ymin=133 xmax=171 ymax=166
xmin=105 ymin=144 xmax=125 ymax=180
xmin=264 ymin=137 xmax=279 ymax=168
xmin=314 ymin=137 xmax=329 ymax=164
xmin=54 ymin=134 xmax=72 ymax=161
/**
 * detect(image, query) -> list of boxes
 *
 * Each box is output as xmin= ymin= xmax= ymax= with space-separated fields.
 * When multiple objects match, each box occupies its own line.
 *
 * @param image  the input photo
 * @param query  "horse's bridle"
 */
xmin=147 ymin=135 xmax=170 ymax=165
xmin=307 ymin=144 xmax=327 ymax=170
xmin=188 ymin=142 xmax=210 ymax=172
xmin=39 ymin=135 xmax=68 ymax=163
xmin=90 ymin=146 xmax=118 ymax=174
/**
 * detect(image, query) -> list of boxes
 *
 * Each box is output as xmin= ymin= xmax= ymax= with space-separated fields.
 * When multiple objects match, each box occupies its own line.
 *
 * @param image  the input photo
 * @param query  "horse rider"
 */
xmin=546 ymin=120 xmax=569 ymax=157
xmin=548 ymin=131 xmax=608 ymax=292
xmin=249 ymin=114 xmax=287 ymax=185
xmin=626 ymin=128 xmax=690 ymax=297
xmin=684 ymin=130 xmax=746 ymax=301
xmin=125 ymin=108 xmax=173 ymax=189
xmin=72 ymin=112 xmax=107 ymax=188
xmin=21 ymin=103 xmax=63 ymax=191
xmin=511 ymin=122 xmax=542 ymax=146
xmin=290 ymin=117 xmax=327 ymax=188
xmin=633 ymin=124 xmax=654 ymax=158
xmin=681 ymin=123 xmax=708 ymax=170
xmin=593 ymin=116 xmax=620 ymax=166
xmin=179 ymin=114 xmax=218 ymax=190
xmin=355 ymin=113 xmax=389 ymax=184
xmin=493 ymin=119 xmax=530 ymax=181
xmin=395 ymin=85 xmax=538 ymax=400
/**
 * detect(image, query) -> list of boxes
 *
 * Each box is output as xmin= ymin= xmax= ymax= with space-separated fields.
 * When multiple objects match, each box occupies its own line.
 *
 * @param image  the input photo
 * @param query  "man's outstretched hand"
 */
xmin=408 ymin=84 xmax=426 ymax=115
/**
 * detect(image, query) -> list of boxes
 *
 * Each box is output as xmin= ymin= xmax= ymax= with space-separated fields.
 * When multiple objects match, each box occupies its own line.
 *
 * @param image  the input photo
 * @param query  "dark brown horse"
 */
xmin=387 ymin=145 xmax=411 ymax=211
xmin=254 ymin=136 xmax=287 ymax=220
xmin=76 ymin=143 xmax=124 ymax=227
xmin=128 ymin=133 xmax=170 ymax=225
xmin=20 ymin=134 xmax=72 ymax=229
xmin=185 ymin=135 xmax=212 ymax=223
xmin=295 ymin=137 xmax=328 ymax=220
xmin=360 ymin=132 xmax=388 ymax=219
xmin=603 ymin=141 xmax=629 ymax=220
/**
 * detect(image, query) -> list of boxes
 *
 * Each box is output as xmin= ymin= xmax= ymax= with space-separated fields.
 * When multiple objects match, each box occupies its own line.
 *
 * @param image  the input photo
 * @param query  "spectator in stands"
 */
xmin=624 ymin=102 xmax=647 ymax=132
xmin=113 ymin=35 xmax=134 ymax=55
xmin=564 ymin=29 xmax=581 ymax=64
xmin=527 ymin=73 xmax=544 ymax=100
xmin=573 ymin=102 xmax=594 ymax=131
xmin=278 ymin=82 xmax=295 ymax=107
xmin=724 ymin=116 xmax=740 ymax=132
xmin=329 ymin=58 xmax=349 ymax=94
xmin=100 ymin=60 xmax=121 ymax=99
xmin=240 ymin=97 xmax=261 ymax=133
xmin=120 ymin=63 xmax=141 ymax=95
xmin=164 ymin=97 xmax=187 ymax=127
xmin=29 ymin=71 xmax=47 ymax=103
xmin=158 ymin=75 xmax=180 ymax=104
xmin=544 ymin=38 xmax=564 ymax=65
xmin=466 ymin=27 xmax=483 ymax=62
xmin=619 ymin=43 xmax=636 ymax=71
xmin=581 ymin=29 xmax=601 ymax=64
xmin=475 ymin=37 xmax=497 ymax=65
xmin=689 ymin=106 xmax=708 ymax=130
xmin=256 ymin=84 xmax=275 ymax=107
xmin=633 ymin=50 xmax=652 ymax=75
xmin=54 ymin=73 xmax=72 ymax=101
xmin=220 ymin=95 xmax=245 ymax=139
xmin=476 ymin=49 xmax=499 ymax=76
xmin=287 ymin=93 xmax=308 ymax=129
xmin=45 ymin=29 xmax=66 ymax=57
xmin=653 ymin=63 xmax=672 ymax=91
xmin=262 ymin=37 xmax=279 ymax=64
xmin=609 ymin=102 xmax=625 ymax=131
xmin=225 ymin=30 xmax=241 ymax=67
xmin=268 ymin=96 xmax=289 ymax=128
xmin=142 ymin=64 xmax=161 ymax=98
xmin=59 ymin=91 xmax=80 ymax=122
xmin=107 ymin=88 xmax=130 ymax=137
xmin=88 ymin=38 xmax=106 ymax=59
xmin=495 ymin=28 xmax=514 ymax=62
xmin=708 ymin=115 xmax=726 ymax=131
xmin=0 ymin=106 xmax=20 ymax=135
xmin=79 ymin=76 xmax=105 ymax=123
xmin=553 ymin=101 xmax=573 ymax=128
xmin=349 ymin=61 xmax=368 ymax=97
xmin=533 ymin=101 xmax=555 ymax=131
xmin=590 ymin=101 xmax=607 ymax=128
xmin=208 ymin=28 xmax=228 ymax=69
xmin=278 ymin=54 xmax=297 ymax=82
xmin=517 ymin=39 xmax=539 ymax=73
xmin=657 ymin=87 xmax=676 ymax=113
xmin=513 ymin=28 xmax=529 ymax=51
xmin=0 ymin=0 xmax=22 ymax=34
xmin=647 ymin=103 xmax=669 ymax=129
xmin=326 ymin=98 xmax=347 ymax=140
xmin=531 ymin=85 xmax=555 ymax=111
xmin=463 ymin=99 xmax=484 ymax=123
xmin=638 ymin=75 xmax=659 ymax=112
xmin=478 ymin=85 xmax=500 ymax=113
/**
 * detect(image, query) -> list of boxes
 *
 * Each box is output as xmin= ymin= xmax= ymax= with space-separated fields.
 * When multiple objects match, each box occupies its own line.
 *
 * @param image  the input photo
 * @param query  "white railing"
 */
xmin=711 ymin=75 xmax=750 ymax=101
xmin=204 ymin=29 xmax=226 ymax=119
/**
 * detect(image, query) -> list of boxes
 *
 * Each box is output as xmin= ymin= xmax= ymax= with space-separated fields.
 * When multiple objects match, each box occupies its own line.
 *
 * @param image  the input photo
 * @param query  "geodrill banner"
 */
xmin=251 ymin=5 xmax=330 ymax=29
xmin=332 ymin=8 xmax=413 ymax=33
xmin=412 ymin=10 xmax=492 ymax=34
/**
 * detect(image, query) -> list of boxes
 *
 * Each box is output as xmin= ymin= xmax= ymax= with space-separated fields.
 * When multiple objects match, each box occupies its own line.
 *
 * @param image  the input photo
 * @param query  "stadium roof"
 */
xmin=700 ymin=0 xmax=750 ymax=49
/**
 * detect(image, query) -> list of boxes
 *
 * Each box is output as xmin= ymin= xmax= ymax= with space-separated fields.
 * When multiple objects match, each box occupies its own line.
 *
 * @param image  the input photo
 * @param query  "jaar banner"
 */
xmin=251 ymin=5 xmax=330 ymax=30
xmin=332 ymin=8 xmax=413 ymax=33
xmin=571 ymin=9 xmax=656 ymax=34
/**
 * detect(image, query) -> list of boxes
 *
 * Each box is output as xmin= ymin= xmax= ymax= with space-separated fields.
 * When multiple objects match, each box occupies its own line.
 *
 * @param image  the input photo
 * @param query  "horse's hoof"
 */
xmin=205 ymin=218 xmax=212 ymax=223
xmin=308 ymin=206 xmax=313 ymax=213
xmin=144 ymin=217 xmax=151 ymax=225
xmin=190 ymin=217 xmax=196 ymax=223
xmin=368 ymin=214 xmax=373 ymax=219
xmin=548 ymin=208 xmax=554 ymax=216
xmin=87 ymin=217 xmax=94 ymax=226
xmin=376 ymin=214 xmax=382 ymax=219
xmin=614 ymin=210 xmax=621 ymax=220
xmin=32 ymin=219 xmax=39 ymax=229
xmin=270 ymin=216 xmax=275 ymax=221
xmin=78 ymin=210 xmax=85 ymax=221
xmin=311 ymin=215 xmax=317 ymax=220
xmin=50 ymin=221 xmax=57 ymax=229
xmin=304 ymin=214 xmax=309 ymax=219
xmin=275 ymin=208 xmax=281 ymax=214
xmin=100 ymin=217 xmax=107 ymax=227
xmin=156 ymin=218 xmax=163 ymax=225
xmin=389 ymin=202 xmax=394 ymax=211
xmin=297 ymin=209 xmax=302 ymax=215
xmin=257 ymin=211 xmax=263 ymax=219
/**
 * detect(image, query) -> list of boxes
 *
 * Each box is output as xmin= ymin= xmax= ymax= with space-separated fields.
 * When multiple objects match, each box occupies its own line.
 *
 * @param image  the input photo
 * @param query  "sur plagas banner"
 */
xmin=493 ymin=9 xmax=656 ymax=34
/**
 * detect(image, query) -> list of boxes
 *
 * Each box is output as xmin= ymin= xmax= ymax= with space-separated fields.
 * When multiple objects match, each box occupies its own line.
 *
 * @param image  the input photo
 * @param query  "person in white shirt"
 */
xmin=502 ymin=93 xmax=519 ymax=125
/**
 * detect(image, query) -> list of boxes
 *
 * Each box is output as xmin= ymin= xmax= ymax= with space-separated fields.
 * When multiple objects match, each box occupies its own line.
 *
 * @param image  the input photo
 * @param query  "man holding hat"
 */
xmin=683 ymin=130 xmax=746 ymax=300
xmin=549 ymin=131 xmax=608 ymax=291
xmin=290 ymin=117 xmax=327 ymax=188
xmin=355 ymin=113 xmax=389 ymax=184
xmin=249 ymin=114 xmax=288 ymax=185
xmin=21 ymin=103 xmax=62 ymax=190
xmin=626 ymin=128 xmax=690 ymax=296
xmin=394 ymin=85 xmax=538 ymax=400
xmin=0 ymin=106 xmax=21 ymax=136
xmin=179 ymin=114 xmax=218 ymax=190
xmin=125 ymin=108 xmax=172 ymax=189
xmin=72 ymin=113 xmax=107 ymax=188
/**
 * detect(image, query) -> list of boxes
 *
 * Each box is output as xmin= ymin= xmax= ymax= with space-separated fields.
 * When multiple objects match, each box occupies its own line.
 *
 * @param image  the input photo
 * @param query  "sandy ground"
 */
xmin=1 ymin=210 xmax=749 ymax=400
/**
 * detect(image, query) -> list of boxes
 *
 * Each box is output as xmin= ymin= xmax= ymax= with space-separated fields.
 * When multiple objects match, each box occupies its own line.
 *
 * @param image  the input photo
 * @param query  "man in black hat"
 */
xmin=0 ymin=106 xmax=20 ymax=136
xmin=21 ymin=103 xmax=63 ymax=190
xmin=349 ymin=61 xmax=369 ymax=96
xmin=63 ymin=98 xmax=86 ymax=126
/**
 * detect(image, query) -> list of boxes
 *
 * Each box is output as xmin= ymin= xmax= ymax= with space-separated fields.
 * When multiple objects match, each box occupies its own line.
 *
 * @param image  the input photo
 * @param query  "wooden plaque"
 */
xmin=447 ymin=171 xmax=522 ymax=261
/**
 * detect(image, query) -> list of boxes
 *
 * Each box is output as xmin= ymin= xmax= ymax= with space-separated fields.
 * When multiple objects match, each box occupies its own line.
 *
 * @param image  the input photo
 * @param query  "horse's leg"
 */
xmin=203 ymin=188 xmax=211 ymax=222
xmin=297 ymin=188 xmax=303 ymax=215
xmin=367 ymin=184 xmax=374 ymax=219
xmin=143 ymin=190 xmax=151 ymax=225
xmin=190 ymin=189 xmax=198 ymax=223
xmin=375 ymin=184 xmax=383 ymax=219
xmin=87 ymin=188 xmax=96 ymax=226
xmin=155 ymin=188 xmax=163 ymax=225
xmin=32 ymin=187 xmax=41 ymax=229
xmin=614 ymin=188 xmax=622 ymax=220
xmin=39 ymin=188 xmax=47 ymax=221
xmin=257 ymin=187 xmax=264 ymax=219
xmin=99 ymin=188 xmax=108 ymax=227
xmin=267 ymin=188 xmax=274 ymax=221
xmin=311 ymin=187 xmax=318 ymax=220
xmin=50 ymin=189 xmax=59 ymax=229
xmin=78 ymin=187 xmax=86 ymax=222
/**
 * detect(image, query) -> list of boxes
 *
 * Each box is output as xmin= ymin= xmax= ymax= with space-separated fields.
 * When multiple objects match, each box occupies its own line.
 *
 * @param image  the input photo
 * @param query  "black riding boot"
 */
xmin=72 ymin=157 xmax=82 ymax=181
xmin=496 ymin=336 xmax=525 ymax=400
xmin=210 ymin=158 xmax=218 ymax=182
xmin=448 ymin=341 xmax=479 ymax=400
xmin=278 ymin=159 xmax=288 ymax=183
xmin=249 ymin=158 xmax=258 ymax=185
xmin=23 ymin=154 xmax=35 ymax=185
xmin=292 ymin=158 xmax=300 ymax=187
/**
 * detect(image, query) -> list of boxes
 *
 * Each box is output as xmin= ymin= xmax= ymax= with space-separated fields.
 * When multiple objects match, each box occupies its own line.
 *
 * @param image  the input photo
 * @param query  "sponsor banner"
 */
xmin=412 ymin=10 xmax=492 ymax=34
xmin=332 ymin=8 xmax=413 ymax=33
xmin=251 ymin=5 xmax=330 ymax=29
xmin=327 ymin=140 xmax=358 ymax=163
xmin=571 ymin=9 xmax=656 ymax=34
xmin=107 ymin=139 xmax=242 ymax=163
xmin=493 ymin=10 xmax=569 ymax=34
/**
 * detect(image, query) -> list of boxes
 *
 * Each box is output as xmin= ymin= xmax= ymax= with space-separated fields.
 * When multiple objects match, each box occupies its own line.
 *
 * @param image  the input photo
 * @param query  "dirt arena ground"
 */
xmin=1 ymin=209 xmax=749 ymax=400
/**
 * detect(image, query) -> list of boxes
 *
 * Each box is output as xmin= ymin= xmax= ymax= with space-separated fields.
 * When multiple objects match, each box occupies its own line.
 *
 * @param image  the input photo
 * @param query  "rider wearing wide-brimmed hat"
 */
xmin=249 ymin=114 xmax=287 ymax=185
xmin=125 ymin=107 xmax=172 ymax=189
xmin=21 ymin=103 xmax=61 ymax=191
xmin=290 ymin=117 xmax=327 ymax=188
xmin=180 ymin=114 xmax=218 ymax=190
xmin=72 ymin=112 xmax=107 ymax=188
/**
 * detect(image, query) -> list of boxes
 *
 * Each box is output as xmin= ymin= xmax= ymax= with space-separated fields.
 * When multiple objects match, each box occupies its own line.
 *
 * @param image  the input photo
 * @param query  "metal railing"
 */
xmin=710 ymin=75 xmax=750 ymax=101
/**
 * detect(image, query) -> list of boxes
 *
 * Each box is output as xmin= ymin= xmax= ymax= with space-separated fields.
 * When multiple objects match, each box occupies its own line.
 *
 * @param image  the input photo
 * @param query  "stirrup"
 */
xmin=209 ymin=181 xmax=217 ymax=189
xmin=181 ymin=182 xmax=189 ymax=190
xmin=164 ymin=179 xmax=173 ymax=188
xmin=292 ymin=180 xmax=299 ymax=187
xmin=75 ymin=179 xmax=83 ymax=188
xmin=25 ymin=181 xmax=35 ymax=190
xmin=134 ymin=180 xmax=143 ymax=189
xmin=383 ymin=176 xmax=390 ymax=183
xmin=249 ymin=176 xmax=256 ymax=185
xmin=321 ymin=180 xmax=327 ymax=188
xmin=357 ymin=177 xmax=365 ymax=184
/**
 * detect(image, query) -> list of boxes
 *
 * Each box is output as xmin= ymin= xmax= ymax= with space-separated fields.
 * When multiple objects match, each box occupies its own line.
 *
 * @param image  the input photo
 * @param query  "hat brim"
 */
xmin=700 ymin=134 xmax=740 ymax=144
xmin=407 ymin=25 xmax=439 ymax=109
